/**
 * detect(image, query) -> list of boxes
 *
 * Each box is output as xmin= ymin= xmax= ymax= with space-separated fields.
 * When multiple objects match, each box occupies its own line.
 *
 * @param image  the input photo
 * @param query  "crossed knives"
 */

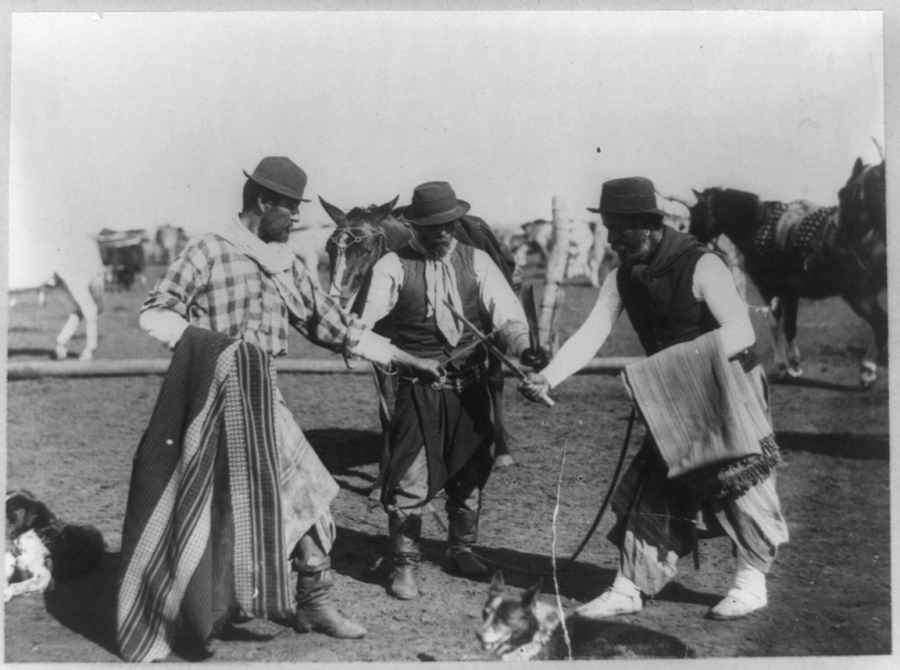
xmin=444 ymin=286 xmax=555 ymax=407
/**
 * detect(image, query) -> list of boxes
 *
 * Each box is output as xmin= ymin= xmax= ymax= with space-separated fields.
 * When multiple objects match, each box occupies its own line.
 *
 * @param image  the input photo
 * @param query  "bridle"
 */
xmin=326 ymin=225 xmax=387 ymax=300
xmin=326 ymin=225 xmax=387 ymax=251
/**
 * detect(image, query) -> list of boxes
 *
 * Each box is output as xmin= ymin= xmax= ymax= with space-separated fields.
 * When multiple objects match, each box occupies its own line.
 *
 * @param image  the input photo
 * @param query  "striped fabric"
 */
xmin=621 ymin=329 xmax=779 ymax=494
xmin=142 ymin=232 xmax=351 ymax=358
xmin=117 ymin=327 xmax=293 ymax=663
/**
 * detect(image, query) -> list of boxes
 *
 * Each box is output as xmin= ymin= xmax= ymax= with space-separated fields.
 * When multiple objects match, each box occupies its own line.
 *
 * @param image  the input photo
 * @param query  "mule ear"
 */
xmin=371 ymin=196 xmax=400 ymax=223
xmin=318 ymin=197 xmax=346 ymax=225
xmin=521 ymin=578 xmax=543 ymax=609
xmin=692 ymin=188 xmax=703 ymax=200
xmin=852 ymin=157 xmax=865 ymax=178
xmin=489 ymin=570 xmax=505 ymax=595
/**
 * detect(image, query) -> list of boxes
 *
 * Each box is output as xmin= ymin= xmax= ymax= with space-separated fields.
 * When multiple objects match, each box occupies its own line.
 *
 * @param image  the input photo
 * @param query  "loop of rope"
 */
xmin=471 ymin=406 xmax=637 ymax=577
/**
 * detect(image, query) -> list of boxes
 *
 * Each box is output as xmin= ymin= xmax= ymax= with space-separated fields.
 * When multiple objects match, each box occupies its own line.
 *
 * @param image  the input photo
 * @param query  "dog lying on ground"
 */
xmin=477 ymin=571 xmax=694 ymax=661
xmin=6 ymin=490 xmax=105 ymax=601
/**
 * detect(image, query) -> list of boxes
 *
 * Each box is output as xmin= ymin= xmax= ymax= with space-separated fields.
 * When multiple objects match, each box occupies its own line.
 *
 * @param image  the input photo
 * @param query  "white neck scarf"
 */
xmin=409 ymin=236 xmax=464 ymax=347
xmin=218 ymin=214 xmax=307 ymax=321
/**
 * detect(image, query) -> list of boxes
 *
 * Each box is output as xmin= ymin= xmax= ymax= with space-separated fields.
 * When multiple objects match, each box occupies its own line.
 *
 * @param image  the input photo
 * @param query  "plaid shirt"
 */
xmin=142 ymin=233 xmax=349 ymax=358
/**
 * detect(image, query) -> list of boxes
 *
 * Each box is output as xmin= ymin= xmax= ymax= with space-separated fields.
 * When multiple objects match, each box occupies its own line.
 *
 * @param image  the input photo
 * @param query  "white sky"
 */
xmin=8 ymin=10 xmax=885 ymax=280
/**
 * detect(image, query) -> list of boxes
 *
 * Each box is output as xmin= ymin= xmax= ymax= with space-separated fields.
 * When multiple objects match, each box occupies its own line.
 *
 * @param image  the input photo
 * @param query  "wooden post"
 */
xmin=538 ymin=196 xmax=571 ymax=353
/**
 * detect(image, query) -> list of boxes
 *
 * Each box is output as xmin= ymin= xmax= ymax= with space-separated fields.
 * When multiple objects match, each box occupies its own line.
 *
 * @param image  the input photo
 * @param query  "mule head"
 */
xmin=838 ymin=158 xmax=886 ymax=242
xmin=687 ymin=188 xmax=720 ymax=244
xmin=321 ymin=196 xmax=398 ymax=307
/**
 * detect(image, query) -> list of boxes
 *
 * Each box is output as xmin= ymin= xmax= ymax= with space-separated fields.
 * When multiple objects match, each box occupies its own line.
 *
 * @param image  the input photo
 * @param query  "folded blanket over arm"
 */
xmin=117 ymin=326 xmax=293 ymax=663
xmin=621 ymin=330 xmax=782 ymax=499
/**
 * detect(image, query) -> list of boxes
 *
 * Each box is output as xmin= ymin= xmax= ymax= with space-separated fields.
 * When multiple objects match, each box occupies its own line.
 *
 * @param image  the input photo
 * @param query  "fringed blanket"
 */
xmin=621 ymin=330 xmax=782 ymax=499
xmin=117 ymin=326 xmax=293 ymax=663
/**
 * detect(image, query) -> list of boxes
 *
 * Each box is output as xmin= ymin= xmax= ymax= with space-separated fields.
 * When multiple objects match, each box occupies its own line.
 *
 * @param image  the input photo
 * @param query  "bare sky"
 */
xmin=8 ymin=10 xmax=884 ymax=282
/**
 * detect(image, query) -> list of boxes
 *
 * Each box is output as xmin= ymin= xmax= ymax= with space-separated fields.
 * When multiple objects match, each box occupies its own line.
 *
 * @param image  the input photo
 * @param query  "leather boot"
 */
xmin=292 ymin=558 xmax=367 ymax=639
xmin=388 ymin=513 xmax=421 ymax=600
xmin=446 ymin=509 xmax=488 ymax=577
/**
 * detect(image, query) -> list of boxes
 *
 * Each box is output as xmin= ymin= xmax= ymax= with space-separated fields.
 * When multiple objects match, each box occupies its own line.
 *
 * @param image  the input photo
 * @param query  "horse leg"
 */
xmin=488 ymin=352 xmax=514 ymax=467
xmin=55 ymin=314 xmax=80 ymax=360
xmin=66 ymin=276 xmax=102 ymax=361
xmin=766 ymin=298 xmax=788 ymax=379
xmin=843 ymin=291 xmax=889 ymax=388
xmin=781 ymin=293 xmax=802 ymax=378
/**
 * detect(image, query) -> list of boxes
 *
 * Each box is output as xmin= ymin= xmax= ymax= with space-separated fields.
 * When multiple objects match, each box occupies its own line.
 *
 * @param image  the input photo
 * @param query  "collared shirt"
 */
xmin=360 ymin=244 xmax=529 ymax=353
xmin=142 ymin=232 xmax=350 ymax=358
xmin=542 ymin=253 xmax=755 ymax=388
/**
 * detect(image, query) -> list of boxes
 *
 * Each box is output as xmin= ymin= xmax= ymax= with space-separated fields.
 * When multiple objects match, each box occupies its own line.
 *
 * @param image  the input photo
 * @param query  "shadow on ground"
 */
xmin=776 ymin=431 xmax=889 ymax=460
xmin=306 ymin=428 xmax=382 ymax=477
xmin=329 ymin=525 xmax=616 ymax=604
xmin=43 ymin=551 xmax=121 ymax=658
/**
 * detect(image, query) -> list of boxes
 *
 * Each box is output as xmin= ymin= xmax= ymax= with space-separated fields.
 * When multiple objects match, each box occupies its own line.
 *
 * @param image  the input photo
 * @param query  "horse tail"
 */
xmin=89 ymin=275 xmax=106 ymax=315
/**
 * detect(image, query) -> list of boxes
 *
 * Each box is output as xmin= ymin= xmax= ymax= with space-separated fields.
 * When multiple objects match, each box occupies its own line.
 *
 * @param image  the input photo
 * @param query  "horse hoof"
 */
xmin=79 ymin=350 xmax=95 ymax=361
xmin=54 ymin=345 xmax=68 ymax=360
xmin=859 ymin=364 xmax=877 ymax=388
xmin=786 ymin=366 xmax=803 ymax=379
xmin=494 ymin=454 xmax=515 ymax=468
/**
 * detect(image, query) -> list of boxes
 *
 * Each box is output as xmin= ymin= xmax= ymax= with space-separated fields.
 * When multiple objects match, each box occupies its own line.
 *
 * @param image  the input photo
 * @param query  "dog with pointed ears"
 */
xmin=477 ymin=571 xmax=694 ymax=661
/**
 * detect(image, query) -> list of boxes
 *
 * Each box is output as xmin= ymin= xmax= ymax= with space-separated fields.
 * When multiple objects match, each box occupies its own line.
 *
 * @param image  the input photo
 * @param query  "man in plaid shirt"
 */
xmin=140 ymin=157 xmax=443 ymax=644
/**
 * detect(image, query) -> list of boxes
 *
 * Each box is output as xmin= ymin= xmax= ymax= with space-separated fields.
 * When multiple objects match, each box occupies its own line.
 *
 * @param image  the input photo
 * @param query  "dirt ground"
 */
xmin=4 ymin=263 xmax=892 ymax=663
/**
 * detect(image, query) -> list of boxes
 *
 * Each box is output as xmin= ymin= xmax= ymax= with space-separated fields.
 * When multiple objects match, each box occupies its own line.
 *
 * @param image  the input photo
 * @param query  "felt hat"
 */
xmin=396 ymin=181 xmax=470 ymax=225
xmin=243 ymin=157 xmax=310 ymax=202
xmin=587 ymin=176 xmax=666 ymax=217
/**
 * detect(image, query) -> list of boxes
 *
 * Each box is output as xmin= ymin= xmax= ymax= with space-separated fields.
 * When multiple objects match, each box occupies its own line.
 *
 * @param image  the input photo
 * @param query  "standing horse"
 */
xmin=688 ymin=158 xmax=887 ymax=387
xmin=8 ymin=234 xmax=106 ymax=360
xmin=320 ymin=196 xmax=521 ymax=493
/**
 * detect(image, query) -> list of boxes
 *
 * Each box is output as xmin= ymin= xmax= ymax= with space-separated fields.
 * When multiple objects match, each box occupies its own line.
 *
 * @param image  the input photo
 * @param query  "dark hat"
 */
xmin=396 ymin=181 xmax=470 ymax=225
xmin=587 ymin=176 xmax=666 ymax=217
xmin=243 ymin=157 xmax=310 ymax=202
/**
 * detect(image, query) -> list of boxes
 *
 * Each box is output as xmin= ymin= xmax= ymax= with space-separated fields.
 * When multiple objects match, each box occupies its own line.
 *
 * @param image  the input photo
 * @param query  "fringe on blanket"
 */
xmin=680 ymin=434 xmax=785 ymax=500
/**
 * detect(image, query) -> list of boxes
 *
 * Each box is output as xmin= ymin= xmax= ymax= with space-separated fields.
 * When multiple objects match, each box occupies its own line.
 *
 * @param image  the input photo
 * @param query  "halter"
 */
xmin=326 ymin=226 xmax=386 ymax=252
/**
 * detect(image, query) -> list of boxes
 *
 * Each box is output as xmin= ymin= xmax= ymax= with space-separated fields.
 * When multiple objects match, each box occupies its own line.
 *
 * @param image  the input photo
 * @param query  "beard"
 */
xmin=422 ymin=238 xmax=453 ymax=259
xmin=258 ymin=209 xmax=293 ymax=244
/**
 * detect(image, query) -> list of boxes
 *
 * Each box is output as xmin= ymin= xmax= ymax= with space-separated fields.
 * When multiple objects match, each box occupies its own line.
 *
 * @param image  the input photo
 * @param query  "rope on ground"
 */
xmin=551 ymin=440 xmax=572 ymax=660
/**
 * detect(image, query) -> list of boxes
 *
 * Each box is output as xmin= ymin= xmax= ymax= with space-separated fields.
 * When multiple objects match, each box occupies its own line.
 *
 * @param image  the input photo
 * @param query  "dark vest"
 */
xmin=617 ymin=227 xmax=721 ymax=355
xmin=390 ymin=243 xmax=486 ymax=366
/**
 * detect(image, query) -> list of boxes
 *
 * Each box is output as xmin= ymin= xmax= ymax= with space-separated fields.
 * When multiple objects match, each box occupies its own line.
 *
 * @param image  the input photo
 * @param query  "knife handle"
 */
xmin=539 ymin=392 xmax=556 ymax=407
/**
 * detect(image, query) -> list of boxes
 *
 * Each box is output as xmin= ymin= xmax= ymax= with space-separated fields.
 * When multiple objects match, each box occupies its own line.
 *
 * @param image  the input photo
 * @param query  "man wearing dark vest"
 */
xmin=519 ymin=177 xmax=788 ymax=621
xmin=358 ymin=181 xmax=533 ymax=600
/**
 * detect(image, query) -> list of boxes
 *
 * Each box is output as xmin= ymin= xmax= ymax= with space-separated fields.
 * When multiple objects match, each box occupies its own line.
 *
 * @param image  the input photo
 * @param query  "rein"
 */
xmin=468 ymin=406 xmax=637 ymax=577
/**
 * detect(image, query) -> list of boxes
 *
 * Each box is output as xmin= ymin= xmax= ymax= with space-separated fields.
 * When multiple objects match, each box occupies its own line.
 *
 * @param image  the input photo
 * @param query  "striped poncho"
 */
xmin=621 ymin=329 xmax=782 ymax=499
xmin=117 ymin=326 xmax=293 ymax=662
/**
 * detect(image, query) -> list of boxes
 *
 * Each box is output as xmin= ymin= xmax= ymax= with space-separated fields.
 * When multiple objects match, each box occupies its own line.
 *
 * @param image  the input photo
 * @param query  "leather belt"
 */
xmin=408 ymin=365 xmax=482 ymax=392
xmin=728 ymin=347 xmax=760 ymax=374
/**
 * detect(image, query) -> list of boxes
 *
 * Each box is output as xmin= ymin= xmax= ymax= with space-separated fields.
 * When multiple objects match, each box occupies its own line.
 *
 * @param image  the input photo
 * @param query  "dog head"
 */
xmin=477 ymin=570 xmax=546 ymax=658
xmin=6 ymin=491 xmax=56 ymax=539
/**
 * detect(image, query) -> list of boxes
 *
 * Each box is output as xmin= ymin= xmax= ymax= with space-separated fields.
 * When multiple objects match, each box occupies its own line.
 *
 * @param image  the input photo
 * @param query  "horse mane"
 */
xmin=381 ymin=216 xmax=413 ymax=251
xmin=711 ymin=188 xmax=762 ymax=239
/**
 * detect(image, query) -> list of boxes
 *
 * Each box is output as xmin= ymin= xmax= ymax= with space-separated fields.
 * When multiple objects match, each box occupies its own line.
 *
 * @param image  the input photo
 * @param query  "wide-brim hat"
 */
xmin=243 ymin=156 xmax=311 ymax=202
xmin=587 ymin=176 xmax=666 ymax=218
xmin=395 ymin=181 xmax=470 ymax=225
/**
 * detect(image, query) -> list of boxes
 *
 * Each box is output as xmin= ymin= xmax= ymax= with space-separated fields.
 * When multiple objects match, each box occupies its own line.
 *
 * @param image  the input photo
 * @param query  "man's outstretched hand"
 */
xmin=518 ymin=372 xmax=552 ymax=403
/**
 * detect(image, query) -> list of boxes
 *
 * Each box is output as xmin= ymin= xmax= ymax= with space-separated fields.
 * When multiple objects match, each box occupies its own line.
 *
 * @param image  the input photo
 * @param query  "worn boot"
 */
xmin=446 ymin=509 xmax=488 ymax=577
xmin=293 ymin=557 xmax=367 ymax=639
xmin=388 ymin=513 xmax=422 ymax=600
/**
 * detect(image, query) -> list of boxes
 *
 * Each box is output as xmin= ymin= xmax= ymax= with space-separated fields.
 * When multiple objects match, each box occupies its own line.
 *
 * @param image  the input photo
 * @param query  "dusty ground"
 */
xmin=4 ymin=263 xmax=892 ymax=663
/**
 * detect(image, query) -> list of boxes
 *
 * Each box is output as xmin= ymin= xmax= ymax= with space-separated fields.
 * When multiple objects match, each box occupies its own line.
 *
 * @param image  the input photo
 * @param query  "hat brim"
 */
xmin=243 ymin=169 xmax=311 ymax=202
xmin=587 ymin=206 xmax=667 ymax=217
xmin=395 ymin=200 xmax=470 ymax=225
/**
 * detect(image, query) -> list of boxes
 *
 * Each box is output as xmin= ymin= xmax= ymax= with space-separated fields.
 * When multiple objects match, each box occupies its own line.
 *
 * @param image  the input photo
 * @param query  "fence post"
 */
xmin=538 ymin=196 xmax=571 ymax=353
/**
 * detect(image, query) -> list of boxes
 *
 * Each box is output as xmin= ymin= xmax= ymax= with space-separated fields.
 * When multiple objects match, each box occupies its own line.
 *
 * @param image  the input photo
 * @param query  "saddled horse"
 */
xmin=688 ymin=158 xmax=887 ymax=387
xmin=320 ymin=196 xmax=522 ymax=493
xmin=8 ymin=233 xmax=106 ymax=360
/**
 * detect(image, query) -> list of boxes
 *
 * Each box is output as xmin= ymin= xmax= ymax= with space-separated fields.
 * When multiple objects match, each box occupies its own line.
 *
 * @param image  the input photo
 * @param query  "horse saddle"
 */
xmin=774 ymin=200 xmax=820 ymax=253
